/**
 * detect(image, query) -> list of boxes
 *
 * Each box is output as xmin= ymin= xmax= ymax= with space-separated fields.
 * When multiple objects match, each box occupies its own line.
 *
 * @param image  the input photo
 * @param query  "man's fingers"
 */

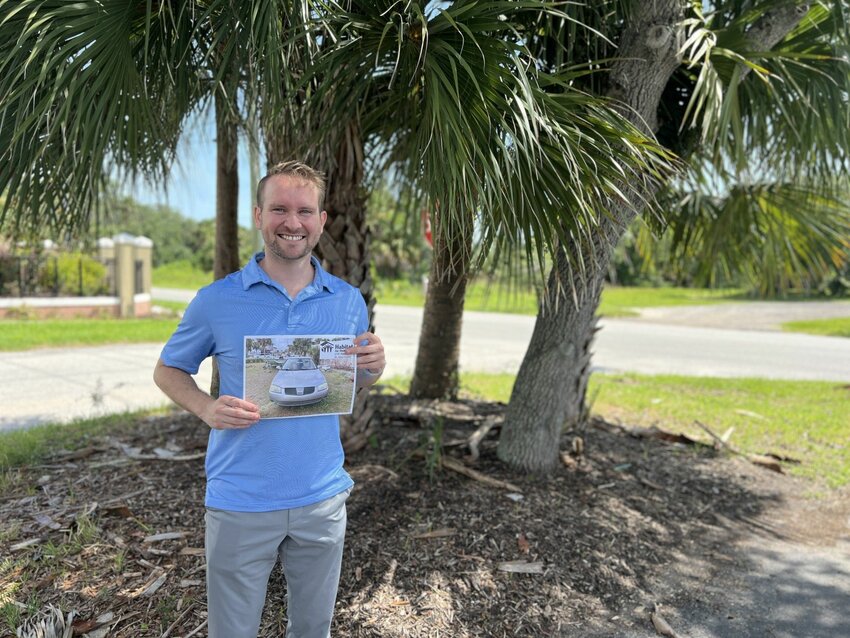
xmin=208 ymin=396 xmax=260 ymax=429
xmin=220 ymin=396 xmax=260 ymax=413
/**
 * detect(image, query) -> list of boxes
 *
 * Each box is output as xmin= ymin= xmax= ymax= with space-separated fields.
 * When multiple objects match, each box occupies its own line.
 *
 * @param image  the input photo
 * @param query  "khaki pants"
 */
xmin=205 ymin=488 xmax=350 ymax=638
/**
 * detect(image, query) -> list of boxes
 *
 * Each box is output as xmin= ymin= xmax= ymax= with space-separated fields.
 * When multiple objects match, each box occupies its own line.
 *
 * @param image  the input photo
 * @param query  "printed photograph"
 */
xmin=243 ymin=335 xmax=357 ymax=420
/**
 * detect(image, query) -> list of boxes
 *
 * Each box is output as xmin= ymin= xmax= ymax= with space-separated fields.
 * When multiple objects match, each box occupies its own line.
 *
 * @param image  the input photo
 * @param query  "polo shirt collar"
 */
xmin=241 ymin=252 xmax=336 ymax=293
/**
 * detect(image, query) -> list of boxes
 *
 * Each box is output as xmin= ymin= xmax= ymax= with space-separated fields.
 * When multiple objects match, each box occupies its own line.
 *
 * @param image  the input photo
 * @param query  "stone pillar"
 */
xmin=133 ymin=235 xmax=153 ymax=294
xmin=97 ymin=237 xmax=116 ymax=294
xmin=113 ymin=233 xmax=136 ymax=318
xmin=132 ymin=235 xmax=153 ymax=317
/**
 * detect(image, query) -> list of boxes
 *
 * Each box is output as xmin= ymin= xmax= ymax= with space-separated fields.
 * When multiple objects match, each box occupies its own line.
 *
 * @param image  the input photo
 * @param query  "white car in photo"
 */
xmin=268 ymin=357 xmax=329 ymax=407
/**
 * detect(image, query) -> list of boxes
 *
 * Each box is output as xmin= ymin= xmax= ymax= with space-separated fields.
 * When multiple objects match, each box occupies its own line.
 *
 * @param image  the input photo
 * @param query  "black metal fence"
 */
xmin=0 ymin=253 xmax=115 ymax=298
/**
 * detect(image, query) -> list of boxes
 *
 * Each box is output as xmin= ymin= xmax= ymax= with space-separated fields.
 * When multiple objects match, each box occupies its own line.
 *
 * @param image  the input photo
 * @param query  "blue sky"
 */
xmin=127 ymin=108 xmax=262 ymax=229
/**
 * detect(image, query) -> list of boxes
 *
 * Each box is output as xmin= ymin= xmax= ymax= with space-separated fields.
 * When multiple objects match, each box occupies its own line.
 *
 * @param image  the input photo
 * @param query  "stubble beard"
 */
xmin=266 ymin=235 xmax=317 ymax=263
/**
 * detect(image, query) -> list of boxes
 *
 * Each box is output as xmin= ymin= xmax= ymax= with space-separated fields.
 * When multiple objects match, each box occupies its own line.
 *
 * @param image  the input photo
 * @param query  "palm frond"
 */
xmin=281 ymin=1 xmax=672 ymax=281
xmin=0 ymin=0 xmax=301 ymax=240
xmin=680 ymin=2 xmax=850 ymax=179
xmin=658 ymin=168 xmax=850 ymax=296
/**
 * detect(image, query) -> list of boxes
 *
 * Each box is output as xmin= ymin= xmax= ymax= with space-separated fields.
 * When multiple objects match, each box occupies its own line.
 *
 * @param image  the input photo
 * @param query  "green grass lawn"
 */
xmin=0 ymin=409 xmax=168 ymax=473
xmin=0 ymin=318 xmax=179 ymax=351
xmin=782 ymin=317 xmax=850 ymax=338
xmin=375 ymin=278 xmax=745 ymax=317
xmin=386 ymin=371 xmax=850 ymax=488
xmin=154 ymin=260 xmax=746 ymax=317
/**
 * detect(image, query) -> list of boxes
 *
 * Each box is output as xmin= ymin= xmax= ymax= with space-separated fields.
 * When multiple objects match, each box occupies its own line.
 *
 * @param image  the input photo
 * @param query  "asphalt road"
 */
xmin=1 ymin=296 xmax=849 ymax=430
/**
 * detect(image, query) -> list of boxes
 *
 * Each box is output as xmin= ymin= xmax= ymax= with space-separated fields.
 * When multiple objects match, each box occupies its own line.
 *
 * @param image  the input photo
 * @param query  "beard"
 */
xmin=265 ymin=234 xmax=317 ymax=262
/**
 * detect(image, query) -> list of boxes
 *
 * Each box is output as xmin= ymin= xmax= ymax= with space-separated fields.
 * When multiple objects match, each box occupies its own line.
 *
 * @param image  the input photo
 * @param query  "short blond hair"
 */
xmin=256 ymin=160 xmax=327 ymax=209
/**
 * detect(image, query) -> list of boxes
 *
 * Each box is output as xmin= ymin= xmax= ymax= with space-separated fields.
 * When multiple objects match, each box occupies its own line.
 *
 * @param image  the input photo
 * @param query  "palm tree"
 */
xmin=0 ymin=1 xmax=287 ymax=275
xmin=289 ymin=1 xmax=671 ymax=404
xmin=498 ymin=0 xmax=850 ymax=472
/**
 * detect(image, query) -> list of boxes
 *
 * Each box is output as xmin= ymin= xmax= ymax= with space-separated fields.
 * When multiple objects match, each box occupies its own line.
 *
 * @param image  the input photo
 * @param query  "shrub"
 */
xmin=37 ymin=253 xmax=107 ymax=296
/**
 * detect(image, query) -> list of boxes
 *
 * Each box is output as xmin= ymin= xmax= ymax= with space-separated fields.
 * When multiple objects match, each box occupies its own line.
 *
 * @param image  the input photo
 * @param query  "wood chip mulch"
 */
xmin=0 ymin=393 xmax=809 ymax=637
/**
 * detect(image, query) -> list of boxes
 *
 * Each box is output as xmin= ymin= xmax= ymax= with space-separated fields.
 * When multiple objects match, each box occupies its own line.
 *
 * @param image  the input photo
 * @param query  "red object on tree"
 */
xmin=421 ymin=208 xmax=433 ymax=248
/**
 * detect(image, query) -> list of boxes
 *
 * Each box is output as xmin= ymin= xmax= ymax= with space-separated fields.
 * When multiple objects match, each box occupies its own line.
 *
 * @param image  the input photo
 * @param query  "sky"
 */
xmin=127 ymin=108 xmax=263 ymax=229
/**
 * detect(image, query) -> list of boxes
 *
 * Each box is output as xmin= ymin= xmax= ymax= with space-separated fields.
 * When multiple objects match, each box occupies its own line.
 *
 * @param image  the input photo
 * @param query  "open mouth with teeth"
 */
xmin=278 ymin=233 xmax=305 ymax=241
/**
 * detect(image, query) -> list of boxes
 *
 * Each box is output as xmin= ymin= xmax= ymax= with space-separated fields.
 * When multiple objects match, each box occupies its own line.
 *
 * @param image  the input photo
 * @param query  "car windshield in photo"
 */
xmin=282 ymin=358 xmax=317 ymax=371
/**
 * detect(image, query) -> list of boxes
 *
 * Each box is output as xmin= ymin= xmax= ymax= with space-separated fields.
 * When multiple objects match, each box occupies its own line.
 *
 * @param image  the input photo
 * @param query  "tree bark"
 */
xmin=498 ymin=0 xmax=811 ymax=473
xmin=210 ymin=91 xmax=241 ymax=399
xmin=409 ymin=224 xmax=470 ymax=400
xmin=213 ymin=92 xmax=240 ymax=281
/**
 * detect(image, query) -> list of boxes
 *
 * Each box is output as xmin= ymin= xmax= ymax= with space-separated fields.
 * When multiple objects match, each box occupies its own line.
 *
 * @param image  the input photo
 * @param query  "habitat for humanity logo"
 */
xmin=320 ymin=340 xmax=351 ymax=354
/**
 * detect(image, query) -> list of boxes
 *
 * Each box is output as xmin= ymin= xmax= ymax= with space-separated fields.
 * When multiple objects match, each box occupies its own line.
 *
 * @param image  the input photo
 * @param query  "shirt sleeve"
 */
xmin=159 ymin=290 xmax=216 ymax=375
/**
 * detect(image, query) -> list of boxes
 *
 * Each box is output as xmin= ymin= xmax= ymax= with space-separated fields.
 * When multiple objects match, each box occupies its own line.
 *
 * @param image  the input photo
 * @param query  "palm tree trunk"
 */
xmin=210 ymin=92 xmax=240 ymax=399
xmin=409 ymin=232 xmax=469 ymax=400
xmin=497 ymin=230 xmax=616 ymax=472
xmin=318 ymin=134 xmax=377 ymax=453
xmin=498 ymin=0 xmax=687 ymax=472
xmin=498 ymin=0 xmax=811 ymax=473
xmin=213 ymin=92 xmax=240 ymax=281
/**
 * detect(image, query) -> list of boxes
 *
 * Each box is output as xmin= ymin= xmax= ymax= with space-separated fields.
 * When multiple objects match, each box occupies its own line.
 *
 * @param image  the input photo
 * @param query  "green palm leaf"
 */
xmin=283 ymin=1 xmax=672 ymax=280
xmin=0 ymin=0 xmax=300 ymax=239
xmin=654 ymin=168 xmax=850 ymax=296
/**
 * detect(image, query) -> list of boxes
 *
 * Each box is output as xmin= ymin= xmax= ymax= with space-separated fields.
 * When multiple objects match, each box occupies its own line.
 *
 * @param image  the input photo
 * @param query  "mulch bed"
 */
xmin=0 ymin=392 xmax=806 ymax=637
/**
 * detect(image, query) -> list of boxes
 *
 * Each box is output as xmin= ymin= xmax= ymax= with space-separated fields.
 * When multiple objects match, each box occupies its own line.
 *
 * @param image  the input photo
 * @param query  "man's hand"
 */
xmin=202 ymin=395 xmax=261 ymax=430
xmin=347 ymin=332 xmax=385 ymax=376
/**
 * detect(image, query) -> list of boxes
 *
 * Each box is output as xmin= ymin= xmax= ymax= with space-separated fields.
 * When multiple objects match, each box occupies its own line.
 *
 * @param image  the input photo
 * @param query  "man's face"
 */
xmin=254 ymin=175 xmax=327 ymax=264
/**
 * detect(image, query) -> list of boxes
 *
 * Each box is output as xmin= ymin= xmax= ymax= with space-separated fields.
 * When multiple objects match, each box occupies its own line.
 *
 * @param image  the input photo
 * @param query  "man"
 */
xmin=153 ymin=160 xmax=385 ymax=638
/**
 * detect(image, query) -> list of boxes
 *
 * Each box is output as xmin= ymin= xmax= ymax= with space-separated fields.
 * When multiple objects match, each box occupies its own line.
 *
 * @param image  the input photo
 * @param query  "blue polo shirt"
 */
xmin=160 ymin=253 xmax=366 ymax=512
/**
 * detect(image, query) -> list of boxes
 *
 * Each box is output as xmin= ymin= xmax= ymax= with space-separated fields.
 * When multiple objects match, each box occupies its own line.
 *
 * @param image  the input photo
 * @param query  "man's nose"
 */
xmin=281 ymin=212 xmax=301 ymax=228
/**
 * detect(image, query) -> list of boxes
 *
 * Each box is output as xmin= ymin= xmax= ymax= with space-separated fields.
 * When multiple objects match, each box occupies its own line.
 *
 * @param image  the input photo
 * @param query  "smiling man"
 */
xmin=153 ymin=161 xmax=385 ymax=638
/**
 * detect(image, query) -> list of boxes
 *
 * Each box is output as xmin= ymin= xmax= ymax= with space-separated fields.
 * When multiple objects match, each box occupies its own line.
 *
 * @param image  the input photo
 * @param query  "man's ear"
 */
xmin=319 ymin=210 xmax=328 ymax=229
xmin=253 ymin=205 xmax=262 ymax=229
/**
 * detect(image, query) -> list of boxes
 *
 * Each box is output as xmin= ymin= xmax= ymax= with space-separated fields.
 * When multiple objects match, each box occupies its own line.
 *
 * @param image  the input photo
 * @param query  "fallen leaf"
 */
xmin=94 ymin=612 xmax=115 ymax=625
xmin=140 ymin=572 xmax=168 ymax=598
xmin=560 ymin=453 xmax=578 ymax=469
xmin=129 ymin=572 xmax=168 ymax=598
xmin=650 ymin=605 xmax=680 ymax=638
xmin=748 ymin=454 xmax=783 ymax=473
xmin=516 ymin=533 xmax=530 ymax=554
xmin=72 ymin=617 xmax=99 ymax=633
xmin=104 ymin=504 xmax=133 ymax=518
xmin=34 ymin=513 xmax=62 ymax=530
xmin=179 ymin=579 xmax=203 ymax=588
